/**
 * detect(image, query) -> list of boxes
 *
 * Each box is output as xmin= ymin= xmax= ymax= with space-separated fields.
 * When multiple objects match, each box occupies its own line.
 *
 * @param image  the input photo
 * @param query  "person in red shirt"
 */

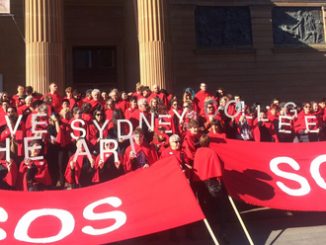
xmin=63 ymin=87 xmax=76 ymax=110
xmin=43 ymin=82 xmax=62 ymax=113
xmin=119 ymin=91 xmax=130 ymax=113
xmin=151 ymin=126 xmax=169 ymax=156
xmin=73 ymin=89 xmax=83 ymax=108
xmin=253 ymin=110 xmax=278 ymax=142
xmin=200 ymin=99 xmax=222 ymax=131
xmin=123 ymin=128 xmax=158 ymax=173
xmin=89 ymin=89 xmax=104 ymax=111
xmin=194 ymin=83 xmax=213 ymax=114
xmin=148 ymin=84 xmax=168 ymax=107
xmin=82 ymin=89 xmax=93 ymax=104
xmin=12 ymin=85 xmax=26 ymax=108
xmin=180 ymin=101 xmax=198 ymax=135
xmin=168 ymin=99 xmax=182 ymax=135
xmin=109 ymin=88 xmax=124 ymax=112
xmin=25 ymin=86 xmax=43 ymax=101
xmin=125 ymin=97 xmax=140 ymax=131
xmin=17 ymin=95 xmax=33 ymax=121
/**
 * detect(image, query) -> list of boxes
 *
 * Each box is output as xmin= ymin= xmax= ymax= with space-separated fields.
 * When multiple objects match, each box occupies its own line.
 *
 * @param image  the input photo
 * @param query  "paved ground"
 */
xmin=112 ymin=190 xmax=326 ymax=245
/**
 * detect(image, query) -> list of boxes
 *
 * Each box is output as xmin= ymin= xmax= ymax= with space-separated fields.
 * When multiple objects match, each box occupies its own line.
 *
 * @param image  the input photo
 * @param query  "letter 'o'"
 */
xmin=14 ymin=209 xmax=75 ymax=243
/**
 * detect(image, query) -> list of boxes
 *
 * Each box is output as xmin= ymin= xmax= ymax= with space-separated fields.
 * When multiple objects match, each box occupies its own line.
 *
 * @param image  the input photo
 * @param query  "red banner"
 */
xmin=212 ymin=140 xmax=326 ymax=211
xmin=0 ymin=156 xmax=204 ymax=244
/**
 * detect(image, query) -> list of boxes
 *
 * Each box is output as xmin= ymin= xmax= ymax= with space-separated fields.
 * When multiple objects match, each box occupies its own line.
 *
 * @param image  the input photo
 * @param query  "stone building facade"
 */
xmin=0 ymin=0 xmax=326 ymax=103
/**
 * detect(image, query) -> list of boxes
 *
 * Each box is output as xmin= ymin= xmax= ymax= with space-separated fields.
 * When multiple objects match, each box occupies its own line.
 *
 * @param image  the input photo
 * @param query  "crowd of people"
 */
xmin=0 ymin=81 xmax=325 ymax=192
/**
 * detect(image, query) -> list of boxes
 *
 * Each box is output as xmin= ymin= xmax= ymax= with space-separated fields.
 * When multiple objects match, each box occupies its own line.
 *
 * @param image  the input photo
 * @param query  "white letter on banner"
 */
xmin=70 ymin=119 xmax=86 ymax=140
xmin=14 ymin=209 xmax=75 ymax=243
xmin=31 ymin=113 xmax=48 ymax=135
xmin=278 ymin=116 xmax=292 ymax=134
xmin=284 ymin=102 xmax=297 ymax=118
xmin=270 ymin=157 xmax=311 ymax=196
xmin=117 ymin=119 xmax=133 ymax=140
xmin=93 ymin=120 xmax=109 ymax=139
xmin=82 ymin=197 xmax=127 ymax=236
xmin=173 ymin=109 xmax=187 ymax=123
xmin=139 ymin=112 xmax=154 ymax=132
xmin=73 ymin=139 xmax=92 ymax=162
xmin=0 ymin=139 xmax=11 ymax=161
xmin=224 ymin=100 xmax=241 ymax=119
xmin=310 ymin=155 xmax=326 ymax=189
xmin=100 ymin=139 xmax=119 ymax=163
xmin=158 ymin=114 xmax=172 ymax=134
xmin=304 ymin=115 xmax=318 ymax=133
xmin=24 ymin=136 xmax=43 ymax=161
xmin=0 ymin=207 xmax=8 ymax=240
xmin=5 ymin=115 xmax=23 ymax=136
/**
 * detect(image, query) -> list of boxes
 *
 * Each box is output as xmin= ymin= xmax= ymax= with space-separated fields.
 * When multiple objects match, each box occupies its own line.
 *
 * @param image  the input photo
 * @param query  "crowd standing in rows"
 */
xmin=0 ymin=82 xmax=324 ymax=192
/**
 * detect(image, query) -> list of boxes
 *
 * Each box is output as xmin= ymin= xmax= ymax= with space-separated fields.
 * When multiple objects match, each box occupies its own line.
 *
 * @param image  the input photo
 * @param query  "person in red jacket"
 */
xmin=182 ymin=119 xmax=201 ymax=165
xmin=294 ymin=102 xmax=320 ymax=142
xmin=63 ymin=86 xmax=76 ymax=110
xmin=64 ymin=138 xmax=97 ymax=188
xmin=94 ymin=142 xmax=124 ymax=182
xmin=18 ymin=140 xmax=52 ymax=191
xmin=0 ymin=106 xmax=26 ymax=164
xmin=192 ymin=134 xmax=222 ymax=219
xmin=88 ymin=109 xmax=109 ymax=154
xmin=125 ymin=97 xmax=140 ymax=131
xmin=0 ymin=150 xmax=18 ymax=190
xmin=161 ymin=134 xmax=192 ymax=173
xmin=123 ymin=128 xmax=158 ymax=173
xmin=207 ymin=119 xmax=227 ymax=143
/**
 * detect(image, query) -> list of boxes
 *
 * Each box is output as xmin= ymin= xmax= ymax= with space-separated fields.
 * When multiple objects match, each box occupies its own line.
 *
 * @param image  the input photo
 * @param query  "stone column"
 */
xmin=25 ymin=0 xmax=64 ymax=94
xmin=137 ymin=0 xmax=171 ymax=90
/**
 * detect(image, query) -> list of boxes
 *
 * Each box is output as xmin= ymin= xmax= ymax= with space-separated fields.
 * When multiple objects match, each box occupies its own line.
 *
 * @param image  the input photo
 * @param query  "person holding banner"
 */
xmin=123 ymin=128 xmax=158 ymax=172
xmin=193 ymin=134 xmax=222 ymax=221
xmin=160 ymin=134 xmax=192 ymax=173
xmin=207 ymin=119 xmax=227 ymax=143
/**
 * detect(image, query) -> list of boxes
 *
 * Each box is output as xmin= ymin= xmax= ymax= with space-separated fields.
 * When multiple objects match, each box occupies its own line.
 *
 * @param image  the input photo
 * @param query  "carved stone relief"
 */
xmin=273 ymin=7 xmax=325 ymax=45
